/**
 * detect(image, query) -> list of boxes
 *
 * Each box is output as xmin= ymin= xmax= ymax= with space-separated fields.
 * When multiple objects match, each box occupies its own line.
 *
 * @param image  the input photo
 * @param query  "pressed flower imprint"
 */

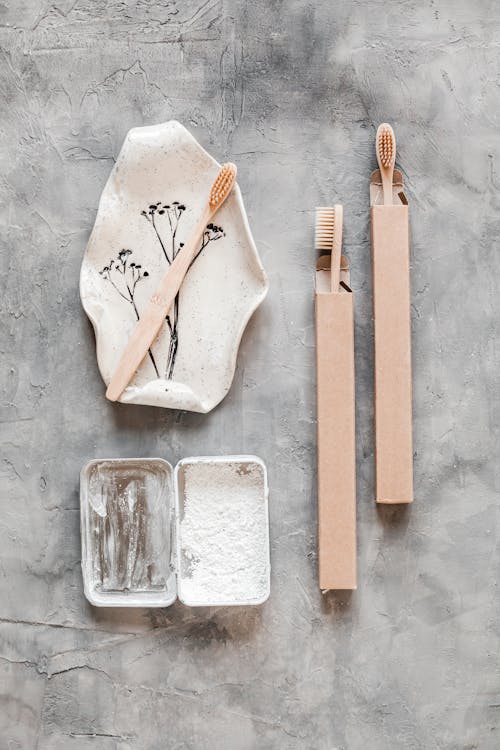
xmin=100 ymin=202 xmax=225 ymax=380
xmin=99 ymin=249 xmax=158 ymax=376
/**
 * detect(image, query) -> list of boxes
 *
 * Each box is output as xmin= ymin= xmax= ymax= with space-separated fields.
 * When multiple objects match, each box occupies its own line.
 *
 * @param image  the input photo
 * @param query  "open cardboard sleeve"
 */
xmin=370 ymin=170 xmax=413 ymax=504
xmin=315 ymin=257 xmax=356 ymax=590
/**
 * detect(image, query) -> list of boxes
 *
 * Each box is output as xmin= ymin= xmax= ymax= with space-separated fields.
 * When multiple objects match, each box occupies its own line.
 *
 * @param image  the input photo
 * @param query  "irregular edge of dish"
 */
xmin=79 ymin=456 xmax=177 ymax=608
xmin=174 ymin=454 xmax=271 ymax=607
xmin=79 ymin=120 xmax=270 ymax=414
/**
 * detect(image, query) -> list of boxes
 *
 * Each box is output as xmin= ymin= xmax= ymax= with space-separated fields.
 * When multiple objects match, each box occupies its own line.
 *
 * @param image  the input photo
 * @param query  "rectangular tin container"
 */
xmin=80 ymin=455 xmax=270 ymax=607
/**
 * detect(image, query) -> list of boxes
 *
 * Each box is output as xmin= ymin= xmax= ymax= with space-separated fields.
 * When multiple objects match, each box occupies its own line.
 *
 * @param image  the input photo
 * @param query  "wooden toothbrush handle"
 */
xmin=106 ymin=209 xmax=211 ymax=401
xmin=382 ymin=171 xmax=394 ymax=206
xmin=330 ymin=205 xmax=343 ymax=292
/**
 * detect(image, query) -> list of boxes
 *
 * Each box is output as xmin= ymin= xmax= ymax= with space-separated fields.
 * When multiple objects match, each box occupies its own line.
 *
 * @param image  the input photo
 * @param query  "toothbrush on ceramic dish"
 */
xmin=106 ymin=162 xmax=238 ymax=402
xmin=315 ymin=205 xmax=356 ymax=591
xmin=376 ymin=123 xmax=396 ymax=205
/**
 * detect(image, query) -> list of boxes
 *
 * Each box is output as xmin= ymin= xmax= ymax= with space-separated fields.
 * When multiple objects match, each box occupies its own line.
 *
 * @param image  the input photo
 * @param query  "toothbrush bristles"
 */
xmin=209 ymin=162 xmax=237 ymax=208
xmin=378 ymin=125 xmax=395 ymax=168
xmin=315 ymin=207 xmax=336 ymax=251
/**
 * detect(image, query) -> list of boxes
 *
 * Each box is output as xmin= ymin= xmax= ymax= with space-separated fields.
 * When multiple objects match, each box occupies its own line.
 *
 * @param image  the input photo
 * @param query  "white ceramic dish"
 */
xmin=80 ymin=456 xmax=270 ymax=608
xmin=80 ymin=121 xmax=268 ymax=412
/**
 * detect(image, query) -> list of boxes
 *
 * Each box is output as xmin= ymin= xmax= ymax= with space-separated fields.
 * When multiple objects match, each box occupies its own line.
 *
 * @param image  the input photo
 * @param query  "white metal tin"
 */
xmin=80 ymin=455 xmax=270 ymax=608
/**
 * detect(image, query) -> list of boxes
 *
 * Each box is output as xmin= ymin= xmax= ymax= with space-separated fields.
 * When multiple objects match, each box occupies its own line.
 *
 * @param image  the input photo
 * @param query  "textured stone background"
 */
xmin=0 ymin=1 xmax=499 ymax=748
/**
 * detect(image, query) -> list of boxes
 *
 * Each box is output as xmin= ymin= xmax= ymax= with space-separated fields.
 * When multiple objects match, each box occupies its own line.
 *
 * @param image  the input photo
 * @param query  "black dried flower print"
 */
xmin=100 ymin=203 xmax=225 ymax=381
xmin=141 ymin=201 xmax=187 ymax=265
xmin=99 ymin=248 xmax=158 ymax=377
xmin=140 ymin=200 xmax=225 ymax=379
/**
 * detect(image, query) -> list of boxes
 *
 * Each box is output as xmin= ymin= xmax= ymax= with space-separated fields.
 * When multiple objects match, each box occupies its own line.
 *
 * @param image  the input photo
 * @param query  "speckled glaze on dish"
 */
xmin=80 ymin=121 xmax=268 ymax=412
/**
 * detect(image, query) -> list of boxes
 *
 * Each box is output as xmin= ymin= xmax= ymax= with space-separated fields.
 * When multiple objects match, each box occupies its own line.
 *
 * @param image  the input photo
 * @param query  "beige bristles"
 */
xmin=209 ymin=162 xmax=237 ymax=209
xmin=315 ymin=207 xmax=336 ymax=251
xmin=315 ymin=205 xmax=343 ymax=292
xmin=377 ymin=124 xmax=395 ymax=168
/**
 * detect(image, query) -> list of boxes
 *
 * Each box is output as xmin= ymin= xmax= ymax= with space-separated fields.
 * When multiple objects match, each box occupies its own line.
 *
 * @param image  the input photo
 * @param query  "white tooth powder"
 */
xmin=178 ymin=460 xmax=270 ymax=605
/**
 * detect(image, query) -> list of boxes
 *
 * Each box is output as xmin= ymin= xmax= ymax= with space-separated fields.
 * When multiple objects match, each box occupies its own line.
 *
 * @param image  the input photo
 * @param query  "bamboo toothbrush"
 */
xmin=106 ymin=162 xmax=237 ymax=402
xmin=315 ymin=205 xmax=343 ymax=292
xmin=376 ymin=123 xmax=396 ymax=206
xmin=314 ymin=203 xmax=357 ymax=590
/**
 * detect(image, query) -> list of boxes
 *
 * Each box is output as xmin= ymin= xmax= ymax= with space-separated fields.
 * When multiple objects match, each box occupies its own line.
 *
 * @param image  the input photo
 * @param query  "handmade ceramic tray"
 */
xmin=80 ymin=456 xmax=270 ymax=608
xmin=80 ymin=121 xmax=268 ymax=412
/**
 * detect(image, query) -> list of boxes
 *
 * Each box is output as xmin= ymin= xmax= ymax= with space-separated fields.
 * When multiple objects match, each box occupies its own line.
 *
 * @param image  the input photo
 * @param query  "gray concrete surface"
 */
xmin=0 ymin=1 xmax=499 ymax=748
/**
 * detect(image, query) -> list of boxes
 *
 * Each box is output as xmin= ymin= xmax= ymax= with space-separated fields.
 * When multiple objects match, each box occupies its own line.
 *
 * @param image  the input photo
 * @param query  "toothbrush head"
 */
xmin=315 ymin=205 xmax=343 ymax=252
xmin=315 ymin=207 xmax=335 ymax=252
xmin=209 ymin=163 xmax=237 ymax=210
xmin=377 ymin=123 xmax=396 ymax=169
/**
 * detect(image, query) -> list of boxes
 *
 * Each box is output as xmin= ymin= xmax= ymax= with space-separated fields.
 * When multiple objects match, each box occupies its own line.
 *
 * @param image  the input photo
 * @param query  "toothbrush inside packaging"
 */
xmin=371 ymin=124 xmax=413 ymax=505
xmin=315 ymin=206 xmax=357 ymax=591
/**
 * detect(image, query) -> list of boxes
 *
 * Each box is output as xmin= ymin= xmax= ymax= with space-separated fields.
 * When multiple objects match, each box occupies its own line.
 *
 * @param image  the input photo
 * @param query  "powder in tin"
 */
xmin=179 ymin=460 xmax=269 ymax=604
